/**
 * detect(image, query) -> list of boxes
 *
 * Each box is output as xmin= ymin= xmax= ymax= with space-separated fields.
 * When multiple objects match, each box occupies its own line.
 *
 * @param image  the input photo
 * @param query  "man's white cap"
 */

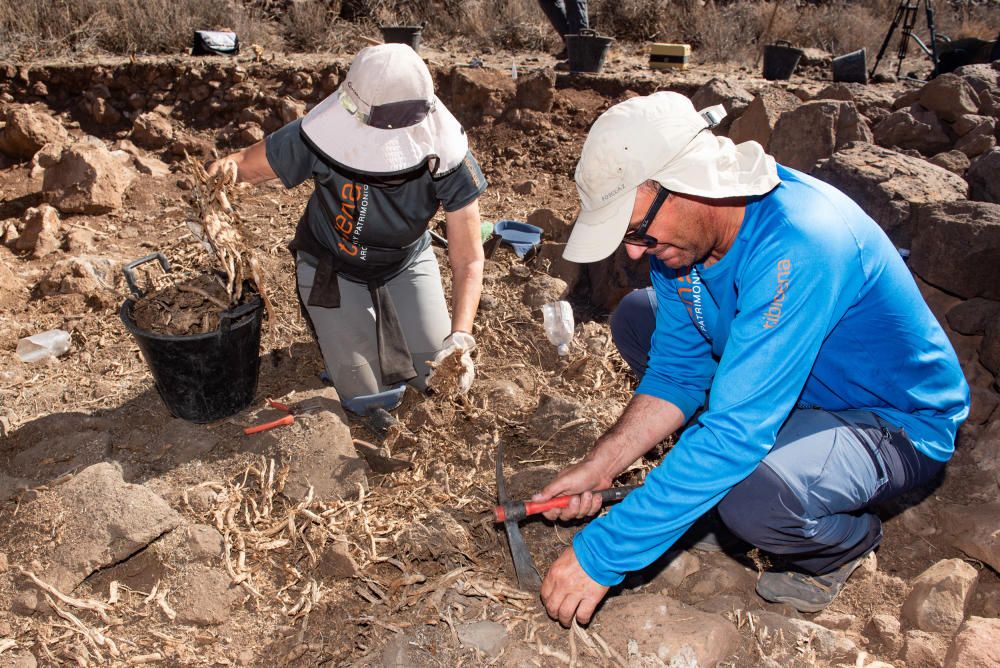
xmin=301 ymin=44 xmax=468 ymax=175
xmin=564 ymin=91 xmax=781 ymax=263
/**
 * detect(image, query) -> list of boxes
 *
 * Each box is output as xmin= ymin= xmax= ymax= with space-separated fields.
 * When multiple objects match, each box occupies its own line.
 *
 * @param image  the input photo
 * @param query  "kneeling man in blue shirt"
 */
xmin=534 ymin=92 xmax=970 ymax=625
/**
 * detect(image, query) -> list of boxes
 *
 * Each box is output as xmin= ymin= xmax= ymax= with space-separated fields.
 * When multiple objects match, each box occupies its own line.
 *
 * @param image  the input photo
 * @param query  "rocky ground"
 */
xmin=1 ymin=37 xmax=999 ymax=668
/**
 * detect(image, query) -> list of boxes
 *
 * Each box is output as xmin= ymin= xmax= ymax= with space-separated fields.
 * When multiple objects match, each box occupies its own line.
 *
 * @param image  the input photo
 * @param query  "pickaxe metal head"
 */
xmin=496 ymin=441 xmax=542 ymax=591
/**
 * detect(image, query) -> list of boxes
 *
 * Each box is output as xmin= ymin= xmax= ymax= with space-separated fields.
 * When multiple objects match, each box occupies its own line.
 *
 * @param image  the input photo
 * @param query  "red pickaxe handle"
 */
xmin=494 ymin=485 xmax=639 ymax=523
xmin=243 ymin=413 xmax=294 ymax=435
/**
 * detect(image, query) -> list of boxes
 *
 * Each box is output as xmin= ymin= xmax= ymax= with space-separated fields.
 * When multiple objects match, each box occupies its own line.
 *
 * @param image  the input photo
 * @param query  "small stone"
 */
xmin=866 ymin=613 xmax=903 ymax=656
xmin=185 ymin=486 xmax=217 ymax=514
xmin=185 ymin=524 xmax=223 ymax=562
xmin=814 ymin=610 xmax=854 ymax=630
xmin=512 ymin=180 xmax=535 ymax=195
xmin=237 ymin=649 xmax=255 ymax=666
xmin=904 ymin=629 xmax=947 ymax=668
xmin=651 ymin=550 xmax=701 ymax=590
xmin=457 ymin=620 xmax=508 ymax=657
xmin=316 ymin=542 xmax=360 ymax=579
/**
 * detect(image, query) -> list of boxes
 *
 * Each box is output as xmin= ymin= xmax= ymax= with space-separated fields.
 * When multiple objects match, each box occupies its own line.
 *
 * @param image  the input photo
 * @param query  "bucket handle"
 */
xmin=123 ymin=252 xmax=171 ymax=298
xmin=577 ymin=28 xmax=598 ymax=37
xmin=773 ymin=39 xmax=793 ymax=47
xmin=218 ymin=297 xmax=261 ymax=334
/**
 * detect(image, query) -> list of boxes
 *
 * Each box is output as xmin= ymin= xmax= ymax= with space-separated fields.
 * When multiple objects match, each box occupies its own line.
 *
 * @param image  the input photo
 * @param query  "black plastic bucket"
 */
xmin=832 ymin=48 xmax=868 ymax=84
xmin=380 ymin=25 xmax=422 ymax=52
xmin=763 ymin=40 xmax=804 ymax=80
xmin=119 ymin=254 xmax=264 ymax=423
xmin=566 ymin=29 xmax=614 ymax=73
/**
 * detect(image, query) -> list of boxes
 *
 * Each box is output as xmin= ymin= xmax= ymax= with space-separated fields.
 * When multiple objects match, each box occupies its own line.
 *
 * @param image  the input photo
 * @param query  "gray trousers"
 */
xmin=296 ymin=246 xmax=450 ymax=414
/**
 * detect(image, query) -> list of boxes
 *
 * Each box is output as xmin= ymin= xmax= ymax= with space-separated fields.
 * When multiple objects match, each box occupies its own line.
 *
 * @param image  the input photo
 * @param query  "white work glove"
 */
xmin=428 ymin=331 xmax=476 ymax=393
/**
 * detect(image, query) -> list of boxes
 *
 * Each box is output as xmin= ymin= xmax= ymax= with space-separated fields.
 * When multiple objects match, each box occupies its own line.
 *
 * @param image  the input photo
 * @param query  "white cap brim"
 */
xmin=301 ymin=89 xmax=469 ymax=175
xmin=563 ymin=187 xmax=639 ymax=263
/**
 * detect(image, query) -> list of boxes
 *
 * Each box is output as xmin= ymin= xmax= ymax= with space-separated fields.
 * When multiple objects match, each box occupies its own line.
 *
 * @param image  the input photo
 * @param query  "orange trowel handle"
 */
xmin=243 ymin=413 xmax=294 ymax=435
xmin=494 ymin=485 xmax=639 ymax=523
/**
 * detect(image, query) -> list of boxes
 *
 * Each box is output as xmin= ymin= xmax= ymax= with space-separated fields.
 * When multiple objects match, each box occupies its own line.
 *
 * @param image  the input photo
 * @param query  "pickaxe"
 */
xmin=494 ymin=442 xmax=638 ymax=591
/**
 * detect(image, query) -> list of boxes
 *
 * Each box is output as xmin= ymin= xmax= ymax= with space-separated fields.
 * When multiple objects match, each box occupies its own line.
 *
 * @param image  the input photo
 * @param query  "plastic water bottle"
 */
xmin=16 ymin=329 xmax=71 ymax=363
xmin=511 ymin=59 xmax=518 ymax=80
xmin=542 ymin=301 xmax=574 ymax=356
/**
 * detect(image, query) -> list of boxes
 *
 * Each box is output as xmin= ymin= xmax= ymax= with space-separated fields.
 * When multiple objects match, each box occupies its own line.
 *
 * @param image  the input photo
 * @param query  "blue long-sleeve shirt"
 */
xmin=574 ymin=165 xmax=970 ymax=586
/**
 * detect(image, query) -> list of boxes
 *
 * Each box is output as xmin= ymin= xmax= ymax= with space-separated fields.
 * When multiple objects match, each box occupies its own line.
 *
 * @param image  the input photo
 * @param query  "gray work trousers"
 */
xmin=296 ymin=246 xmax=450 ymax=414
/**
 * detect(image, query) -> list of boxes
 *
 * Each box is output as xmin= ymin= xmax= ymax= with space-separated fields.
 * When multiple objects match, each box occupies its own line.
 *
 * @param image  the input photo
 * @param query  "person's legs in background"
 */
xmin=536 ymin=0 xmax=570 ymax=39
xmin=563 ymin=0 xmax=589 ymax=34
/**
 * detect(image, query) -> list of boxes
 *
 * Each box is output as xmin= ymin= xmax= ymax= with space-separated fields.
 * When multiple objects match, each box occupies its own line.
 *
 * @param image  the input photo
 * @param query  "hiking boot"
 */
xmin=367 ymin=407 xmax=398 ymax=437
xmin=755 ymin=552 xmax=871 ymax=613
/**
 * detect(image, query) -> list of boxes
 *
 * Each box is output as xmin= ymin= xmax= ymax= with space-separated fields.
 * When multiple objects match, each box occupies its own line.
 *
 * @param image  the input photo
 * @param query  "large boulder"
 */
xmin=446 ymin=66 xmax=515 ymax=127
xmin=769 ymin=100 xmax=873 ymax=171
xmin=909 ymin=201 xmax=1000 ymax=299
xmin=514 ymin=67 xmax=555 ymax=113
xmin=919 ymin=73 xmax=982 ymax=122
xmin=945 ymin=617 xmax=1000 ymax=668
xmin=594 ymin=594 xmax=740 ymax=666
xmin=728 ymin=86 xmax=801 ymax=150
xmin=0 ymin=105 xmax=69 ymax=159
xmin=813 ymin=142 xmax=967 ymax=245
xmin=873 ymin=105 xmax=953 ymax=155
xmin=982 ymin=315 xmax=1000 ymax=375
xmin=13 ymin=462 xmax=181 ymax=613
xmin=967 ymin=148 xmax=1000 ymax=204
xmin=690 ymin=77 xmax=754 ymax=133
xmin=13 ymin=204 xmax=61 ymax=258
xmin=902 ymin=558 xmax=979 ymax=634
xmin=940 ymin=503 xmax=1000 ymax=572
xmin=953 ymin=116 xmax=996 ymax=158
xmin=42 ymin=141 xmax=136 ymax=214
xmin=130 ymin=111 xmax=174 ymax=149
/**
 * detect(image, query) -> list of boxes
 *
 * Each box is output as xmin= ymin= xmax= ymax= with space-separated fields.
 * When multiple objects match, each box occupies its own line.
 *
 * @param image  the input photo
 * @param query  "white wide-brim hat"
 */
xmin=564 ymin=91 xmax=781 ymax=263
xmin=301 ymin=43 xmax=468 ymax=175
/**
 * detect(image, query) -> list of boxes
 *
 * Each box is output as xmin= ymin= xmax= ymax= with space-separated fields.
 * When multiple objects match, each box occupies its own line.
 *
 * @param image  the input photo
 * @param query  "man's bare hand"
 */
xmin=532 ymin=458 xmax=612 ymax=521
xmin=541 ymin=546 xmax=609 ymax=627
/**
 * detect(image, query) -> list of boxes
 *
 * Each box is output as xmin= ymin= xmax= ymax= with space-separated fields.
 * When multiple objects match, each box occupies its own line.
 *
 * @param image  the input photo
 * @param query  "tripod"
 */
xmin=870 ymin=0 xmax=940 ymax=79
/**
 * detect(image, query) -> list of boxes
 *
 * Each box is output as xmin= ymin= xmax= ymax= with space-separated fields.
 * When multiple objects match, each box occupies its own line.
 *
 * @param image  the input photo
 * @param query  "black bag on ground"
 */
xmin=192 ymin=30 xmax=240 ymax=56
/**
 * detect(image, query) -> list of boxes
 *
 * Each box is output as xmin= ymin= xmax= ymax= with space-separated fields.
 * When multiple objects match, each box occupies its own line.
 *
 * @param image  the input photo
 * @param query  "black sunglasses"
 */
xmin=622 ymin=186 xmax=671 ymax=247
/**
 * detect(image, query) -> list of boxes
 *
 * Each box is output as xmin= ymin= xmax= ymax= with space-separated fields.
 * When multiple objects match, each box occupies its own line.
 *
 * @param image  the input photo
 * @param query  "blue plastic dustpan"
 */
xmin=494 ymin=219 xmax=543 ymax=258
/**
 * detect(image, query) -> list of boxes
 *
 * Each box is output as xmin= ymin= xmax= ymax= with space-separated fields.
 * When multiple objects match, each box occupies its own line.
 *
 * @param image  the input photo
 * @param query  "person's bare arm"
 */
xmin=443 ymin=199 xmax=485 ymax=335
xmin=534 ymin=393 xmax=687 ymax=520
xmin=208 ymin=140 xmax=277 ymax=185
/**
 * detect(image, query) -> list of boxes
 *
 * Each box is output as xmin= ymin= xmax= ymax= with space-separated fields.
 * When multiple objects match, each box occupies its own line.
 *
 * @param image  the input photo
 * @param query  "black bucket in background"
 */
xmin=763 ymin=40 xmax=804 ymax=80
xmin=566 ymin=29 xmax=614 ymax=73
xmin=380 ymin=25 xmax=422 ymax=52
xmin=120 ymin=295 xmax=264 ymax=423
xmin=832 ymin=48 xmax=868 ymax=84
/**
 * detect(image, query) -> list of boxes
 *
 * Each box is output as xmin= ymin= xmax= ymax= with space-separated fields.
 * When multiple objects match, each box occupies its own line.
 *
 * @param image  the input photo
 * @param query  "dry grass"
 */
xmin=1 ymin=0 xmax=995 ymax=62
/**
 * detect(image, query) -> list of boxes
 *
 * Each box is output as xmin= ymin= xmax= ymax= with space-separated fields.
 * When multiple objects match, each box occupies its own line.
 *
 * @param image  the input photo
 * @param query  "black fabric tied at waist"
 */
xmin=302 ymin=251 xmax=418 ymax=387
